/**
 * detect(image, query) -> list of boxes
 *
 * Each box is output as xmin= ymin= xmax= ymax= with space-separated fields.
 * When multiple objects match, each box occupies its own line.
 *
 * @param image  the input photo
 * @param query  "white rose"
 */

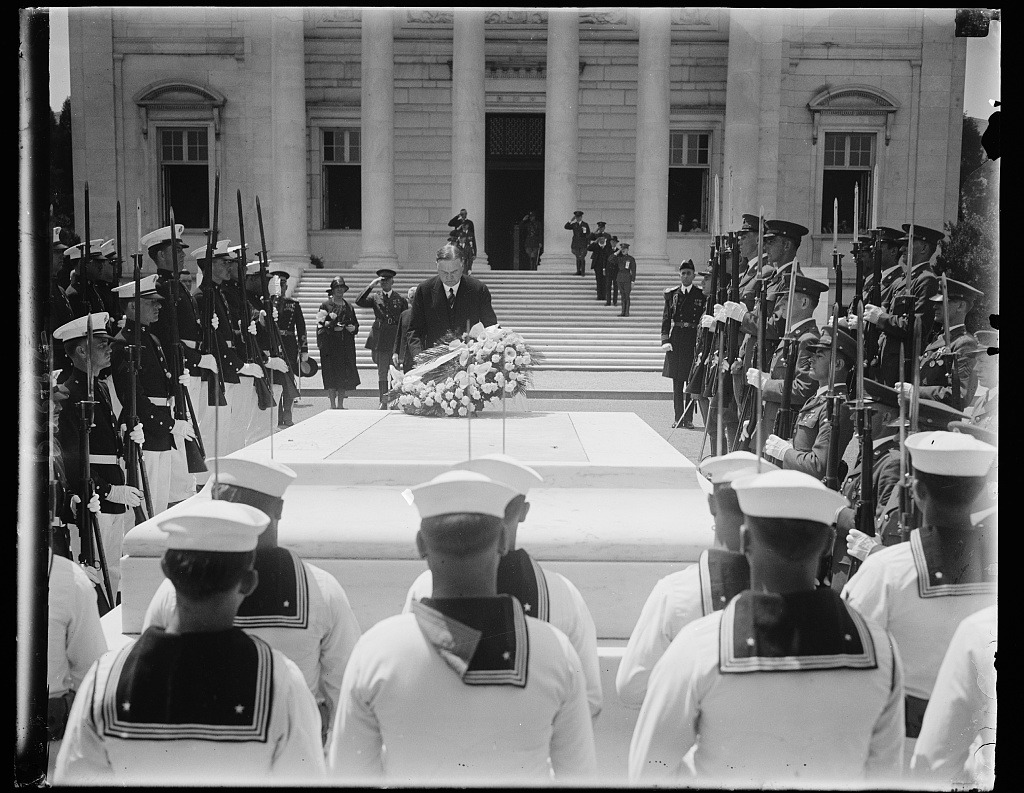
xmin=489 ymin=395 xmax=500 ymax=403
xmin=460 ymin=395 xmax=470 ymax=405
xmin=444 ymin=405 xmax=454 ymax=415
xmin=504 ymin=346 xmax=516 ymax=359
xmin=504 ymin=362 xmax=514 ymax=371
xmin=491 ymin=353 xmax=501 ymax=363
xmin=482 ymin=341 xmax=496 ymax=354
xmin=444 ymin=391 xmax=453 ymax=400
xmin=496 ymin=344 xmax=505 ymax=354
xmin=495 ymin=372 xmax=505 ymax=386
xmin=470 ymin=387 xmax=481 ymax=399
xmin=509 ymin=371 xmax=519 ymax=382
xmin=516 ymin=342 xmax=526 ymax=353
xmin=458 ymin=407 xmax=468 ymax=416
xmin=514 ymin=355 xmax=524 ymax=365
xmin=522 ymin=353 xmax=532 ymax=365
xmin=504 ymin=381 xmax=516 ymax=393
xmin=425 ymin=397 xmax=434 ymax=406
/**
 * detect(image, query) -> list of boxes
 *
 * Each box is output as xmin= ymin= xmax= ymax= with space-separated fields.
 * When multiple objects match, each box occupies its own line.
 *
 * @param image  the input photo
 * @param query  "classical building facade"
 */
xmin=68 ymin=7 xmax=966 ymax=277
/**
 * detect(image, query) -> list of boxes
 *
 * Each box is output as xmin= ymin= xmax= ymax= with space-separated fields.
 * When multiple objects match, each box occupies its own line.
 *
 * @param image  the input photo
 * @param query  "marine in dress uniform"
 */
xmin=913 ymin=279 xmax=984 ymax=411
xmin=564 ymin=210 xmax=591 ymax=276
xmin=270 ymin=270 xmax=306 ymax=426
xmin=65 ymin=239 xmax=120 ymax=322
xmin=403 ymin=454 xmax=603 ymax=719
xmin=355 ymin=267 xmax=409 ymax=408
xmin=143 ymin=457 xmax=362 ymax=745
xmin=910 ymin=604 xmax=997 ymax=788
xmin=616 ymin=452 xmax=778 ymax=710
xmin=50 ymin=228 xmax=76 ymax=372
xmin=762 ymin=326 xmax=856 ymax=480
xmin=328 ymin=470 xmax=596 ymax=786
xmin=242 ymin=261 xmax=290 ymax=447
xmin=661 ymin=259 xmax=705 ymax=428
xmin=616 ymin=242 xmax=637 ymax=317
xmin=54 ymin=313 xmax=142 ymax=602
xmin=629 ymin=470 xmax=905 ymax=787
xmin=54 ymin=500 xmax=325 ymax=785
xmin=842 ymin=431 xmax=997 ymax=766
xmin=109 ymin=274 xmax=196 ymax=515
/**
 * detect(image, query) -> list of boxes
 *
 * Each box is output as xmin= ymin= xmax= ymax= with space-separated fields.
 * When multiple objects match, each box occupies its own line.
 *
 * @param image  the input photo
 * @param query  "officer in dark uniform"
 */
xmin=616 ymin=242 xmax=637 ymax=317
xmin=587 ymin=233 xmax=612 ymax=302
xmin=355 ymin=267 xmax=409 ymax=408
xmin=859 ymin=226 xmax=904 ymax=299
xmin=564 ymin=211 xmax=591 ymax=276
xmin=271 ymin=270 xmax=307 ymax=426
xmin=914 ymin=279 xmax=984 ymax=411
xmin=661 ymin=259 xmax=705 ymax=428
xmin=604 ymin=237 xmax=621 ymax=306
xmin=65 ymin=240 xmax=117 ymax=320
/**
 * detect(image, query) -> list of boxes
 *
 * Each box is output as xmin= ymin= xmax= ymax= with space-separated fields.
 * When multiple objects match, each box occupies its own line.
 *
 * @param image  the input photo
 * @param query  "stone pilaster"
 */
xmin=451 ymin=10 xmax=487 ymax=265
xmin=723 ymin=9 xmax=762 ymax=224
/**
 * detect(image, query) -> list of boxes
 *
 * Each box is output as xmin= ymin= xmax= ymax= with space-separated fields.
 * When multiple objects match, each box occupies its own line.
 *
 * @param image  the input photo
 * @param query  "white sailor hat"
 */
xmin=698 ymin=451 xmax=778 ymax=484
xmin=731 ymin=469 xmax=847 ymax=525
xmin=207 ymin=456 xmax=297 ymax=499
xmin=403 ymin=470 xmax=518 ymax=520
xmin=191 ymin=239 xmax=234 ymax=260
xmin=63 ymin=239 xmax=107 ymax=261
xmin=906 ymin=431 xmax=996 ymax=476
xmin=452 ymin=454 xmax=543 ymax=496
xmin=112 ymin=274 xmax=162 ymax=300
xmin=140 ymin=224 xmax=189 ymax=250
xmin=157 ymin=499 xmax=268 ymax=553
xmin=53 ymin=312 xmax=112 ymax=342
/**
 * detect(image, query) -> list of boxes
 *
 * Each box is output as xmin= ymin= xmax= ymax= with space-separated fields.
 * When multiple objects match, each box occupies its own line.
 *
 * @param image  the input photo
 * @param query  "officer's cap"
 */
xmin=270 ymin=269 xmax=290 ymax=279
xmin=452 ymin=454 xmax=543 ymax=497
xmin=735 ymin=214 xmax=765 ymax=234
xmin=53 ymin=312 xmax=112 ymax=342
xmin=947 ymin=420 xmax=998 ymax=447
xmin=112 ymin=274 xmax=163 ymax=301
xmin=762 ymin=220 xmax=809 ymax=242
xmin=619 ymin=242 xmax=630 ymax=250
xmin=767 ymin=275 xmax=828 ymax=300
xmin=899 ymin=224 xmax=944 ymax=245
xmin=403 ymin=470 xmax=518 ymax=520
xmin=573 ymin=210 xmax=584 ymax=217
xmin=699 ymin=451 xmax=778 ymax=485
xmin=678 ymin=259 xmax=696 ymax=272
xmin=884 ymin=398 xmax=968 ymax=431
xmin=157 ymin=499 xmax=268 ymax=553
xmin=906 ymin=430 xmax=996 ymax=476
xmin=807 ymin=327 xmax=856 ymax=361
xmin=63 ymin=239 xmax=107 ymax=261
xmin=192 ymin=239 xmax=234 ymax=261
xmin=596 ymin=221 xmax=607 ymax=227
xmin=731 ymin=469 xmax=847 ymax=525
xmin=869 ymin=226 xmax=904 ymax=243
xmin=208 ymin=456 xmax=297 ymax=499
xmin=929 ymin=278 xmax=984 ymax=303
xmin=140 ymin=224 xmax=189 ymax=250
xmin=376 ymin=266 xmax=398 ymax=278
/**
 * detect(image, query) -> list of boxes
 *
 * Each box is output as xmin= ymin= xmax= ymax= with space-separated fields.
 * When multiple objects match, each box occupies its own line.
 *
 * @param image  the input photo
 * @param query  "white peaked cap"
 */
xmin=452 ymin=454 xmax=544 ymax=496
xmin=192 ymin=239 xmax=234 ymax=260
xmin=140 ymin=224 xmax=189 ymax=250
xmin=698 ymin=451 xmax=778 ymax=484
xmin=64 ymin=239 xmax=108 ymax=260
xmin=157 ymin=499 xmax=268 ymax=553
xmin=207 ymin=456 xmax=297 ymax=499
xmin=53 ymin=312 xmax=111 ymax=341
xmin=906 ymin=431 xmax=997 ymax=476
xmin=402 ymin=470 xmax=518 ymax=520
xmin=98 ymin=239 xmax=118 ymax=258
xmin=245 ymin=261 xmax=263 ymax=275
xmin=112 ymin=274 xmax=162 ymax=300
xmin=731 ymin=469 xmax=848 ymax=525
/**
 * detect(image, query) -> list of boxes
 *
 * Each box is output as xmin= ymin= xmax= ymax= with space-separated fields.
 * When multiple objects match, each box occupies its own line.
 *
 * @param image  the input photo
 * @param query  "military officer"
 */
xmin=564 ymin=210 xmax=591 ymax=276
xmin=144 ymin=457 xmax=362 ymax=746
xmin=616 ymin=452 xmax=777 ymax=710
xmin=961 ymin=329 xmax=998 ymax=432
xmin=355 ymin=267 xmax=409 ymax=408
xmin=54 ymin=500 xmax=326 ymax=784
xmin=328 ymin=470 xmax=596 ymax=785
xmin=762 ymin=326 xmax=856 ymax=480
xmin=760 ymin=219 xmax=808 ymax=283
xmin=64 ymin=239 xmax=116 ymax=320
xmin=616 ymin=242 xmax=637 ymax=317
xmin=734 ymin=214 xmax=767 ymax=311
xmin=587 ymin=232 xmax=612 ymax=302
xmin=270 ymin=270 xmax=306 ymax=426
xmin=661 ymin=259 xmax=705 ymax=428
xmin=604 ymin=236 xmax=621 ymax=306
xmin=859 ymin=226 xmax=904 ymax=301
xmin=403 ymin=454 xmax=603 ymax=719
xmin=629 ymin=470 xmax=905 ymax=787
xmin=842 ymin=431 xmax=997 ymax=766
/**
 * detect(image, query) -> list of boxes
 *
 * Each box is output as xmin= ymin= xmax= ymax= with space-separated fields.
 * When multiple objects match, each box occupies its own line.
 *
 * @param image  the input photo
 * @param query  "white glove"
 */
xmin=699 ymin=314 xmax=716 ymax=330
xmin=106 ymin=485 xmax=143 ymax=507
xmin=301 ymin=352 xmax=309 ymax=362
xmin=763 ymin=434 xmax=793 ymax=460
xmin=723 ymin=301 xmax=746 ymax=322
xmin=178 ymin=372 xmax=191 ymax=385
xmin=171 ymin=419 xmax=196 ymax=440
xmin=893 ymin=381 xmax=914 ymax=400
xmin=265 ymin=356 xmax=288 ymax=373
xmin=127 ymin=423 xmax=145 ymax=446
xmin=661 ymin=342 xmax=673 ymax=352
xmin=863 ymin=304 xmax=886 ymax=325
xmin=847 ymin=528 xmax=881 ymax=561
xmin=746 ymin=368 xmax=769 ymax=389
xmin=248 ymin=320 xmax=258 ymax=336
xmin=712 ymin=303 xmax=726 ymax=323
xmin=70 ymin=493 xmax=101 ymax=516
xmin=211 ymin=313 xmax=219 ymax=330
xmin=238 ymin=362 xmax=264 ymax=378
xmin=198 ymin=354 xmax=218 ymax=373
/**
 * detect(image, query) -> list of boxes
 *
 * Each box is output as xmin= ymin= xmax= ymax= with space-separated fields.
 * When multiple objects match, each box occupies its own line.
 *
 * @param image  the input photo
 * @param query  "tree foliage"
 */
xmin=50 ymin=97 xmax=76 ymax=237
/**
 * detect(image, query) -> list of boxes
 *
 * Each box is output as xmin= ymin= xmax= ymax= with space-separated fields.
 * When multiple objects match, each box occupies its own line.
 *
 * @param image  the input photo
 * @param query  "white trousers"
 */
xmin=69 ymin=509 xmax=134 ymax=599
xmin=141 ymin=443 xmax=195 ymax=516
xmin=245 ymin=383 xmax=283 ymax=447
xmin=229 ymin=378 xmax=259 ymax=454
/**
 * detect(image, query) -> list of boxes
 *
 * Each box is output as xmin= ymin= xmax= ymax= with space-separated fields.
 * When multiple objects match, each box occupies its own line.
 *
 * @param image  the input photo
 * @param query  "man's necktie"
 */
xmin=448 ymin=288 xmax=455 ymax=311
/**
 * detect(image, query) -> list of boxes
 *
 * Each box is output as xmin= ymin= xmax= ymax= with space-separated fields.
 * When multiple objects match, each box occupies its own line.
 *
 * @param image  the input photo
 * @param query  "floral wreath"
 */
xmin=386 ymin=323 xmax=536 ymax=417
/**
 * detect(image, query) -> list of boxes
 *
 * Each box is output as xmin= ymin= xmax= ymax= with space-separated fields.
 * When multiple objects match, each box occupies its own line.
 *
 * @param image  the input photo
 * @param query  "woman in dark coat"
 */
xmin=316 ymin=276 xmax=360 ymax=409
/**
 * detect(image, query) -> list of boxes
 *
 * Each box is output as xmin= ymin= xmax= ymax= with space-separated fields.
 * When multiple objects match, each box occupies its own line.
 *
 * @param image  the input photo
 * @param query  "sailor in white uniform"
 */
xmin=911 ymin=604 xmax=997 ymax=789
xmin=842 ymin=430 xmax=997 ymax=767
xmin=328 ymin=470 xmax=596 ymax=786
xmin=54 ymin=500 xmax=325 ymax=785
xmin=617 ymin=451 xmax=777 ymax=710
xmin=403 ymin=453 xmax=602 ymax=718
xmin=143 ymin=457 xmax=362 ymax=744
xmin=629 ymin=470 xmax=905 ymax=788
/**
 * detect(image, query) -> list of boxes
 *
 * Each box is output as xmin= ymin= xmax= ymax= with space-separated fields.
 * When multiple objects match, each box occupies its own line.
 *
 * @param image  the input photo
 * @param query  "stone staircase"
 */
xmin=294 ymin=266 xmax=680 ymax=372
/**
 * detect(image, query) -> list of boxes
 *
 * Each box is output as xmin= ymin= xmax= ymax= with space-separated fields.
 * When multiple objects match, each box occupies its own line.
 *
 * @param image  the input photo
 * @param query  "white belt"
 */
xmin=89 ymin=454 xmax=119 ymax=465
xmin=147 ymin=396 xmax=173 ymax=407
xmin=181 ymin=339 xmax=198 ymax=349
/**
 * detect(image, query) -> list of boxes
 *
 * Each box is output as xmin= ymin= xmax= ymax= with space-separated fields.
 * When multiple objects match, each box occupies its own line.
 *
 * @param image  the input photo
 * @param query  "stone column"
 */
xmin=270 ymin=10 xmax=311 ymax=270
xmin=451 ymin=10 xmax=487 ymax=266
xmin=723 ymin=9 xmax=762 ymax=223
xmin=359 ymin=9 xmax=399 ymax=271
xmin=542 ymin=10 xmax=580 ymax=270
xmin=633 ymin=9 xmax=671 ymax=269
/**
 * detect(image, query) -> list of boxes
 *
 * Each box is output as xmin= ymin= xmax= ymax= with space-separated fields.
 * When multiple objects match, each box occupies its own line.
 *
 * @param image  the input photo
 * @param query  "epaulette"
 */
xmin=665 ymin=286 xmax=676 ymax=293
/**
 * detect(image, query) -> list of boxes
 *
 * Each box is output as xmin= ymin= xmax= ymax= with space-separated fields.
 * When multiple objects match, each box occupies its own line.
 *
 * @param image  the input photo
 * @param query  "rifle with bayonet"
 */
xmin=822 ymin=306 xmax=844 ymax=492
xmin=895 ymin=324 xmax=922 ymax=543
xmin=702 ymin=236 xmax=730 ymax=399
xmin=770 ymin=265 xmax=801 ymax=445
xmin=863 ymin=229 xmax=884 ymax=379
xmin=733 ymin=211 xmax=767 ymax=452
xmin=235 ymin=190 xmax=276 ymax=411
xmin=686 ymin=237 xmax=718 ymax=399
xmin=199 ymin=172 xmax=227 ymax=414
xmin=937 ymin=271 xmax=961 ymax=408
xmin=256 ymin=195 xmax=301 ymax=406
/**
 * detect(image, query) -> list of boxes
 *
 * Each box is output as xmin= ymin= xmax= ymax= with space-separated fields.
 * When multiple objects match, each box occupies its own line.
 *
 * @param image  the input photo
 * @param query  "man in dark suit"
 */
xmin=447 ymin=209 xmax=477 ymax=274
xmin=408 ymin=243 xmax=499 ymax=358
xmin=393 ymin=286 xmax=418 ymax=373
xmin=662 ymin=259 xmax=705 ymax=428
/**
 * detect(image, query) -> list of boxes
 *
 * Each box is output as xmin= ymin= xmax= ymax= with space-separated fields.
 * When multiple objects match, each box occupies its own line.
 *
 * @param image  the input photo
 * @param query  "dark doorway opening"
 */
xmin=485 ymin=113 xmax=545 ymax=270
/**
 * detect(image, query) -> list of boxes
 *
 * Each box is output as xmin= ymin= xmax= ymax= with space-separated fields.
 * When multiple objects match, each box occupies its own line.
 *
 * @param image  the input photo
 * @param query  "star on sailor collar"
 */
xmin=283 ymin=600 xmax=290 ymax=608
xmin=523 ymin=602 xmax=531 ymax=613
xmin=502 ymin=651 xmax=511 ymax=661
xmin=121 ymin=701 xmax=131 ymax=712
xmin=235 ymin=704 xmax=245 ymax=714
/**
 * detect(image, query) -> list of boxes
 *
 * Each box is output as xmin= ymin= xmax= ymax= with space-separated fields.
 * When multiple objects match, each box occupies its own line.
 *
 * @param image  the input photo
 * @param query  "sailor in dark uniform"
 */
xmin=616 ymin=451 xmax=777 ymax=710
xmin=661 ymin=259 xmax=705 ymax=428
xmin=631 ymin=470 xmax=905 ymax=787
xmin=54 ymin=499 xmax=325 ymax=784
xmin=270 ymin=270 xmax=306 ymax=426
xmin=355 ymin=267 xmax=409 ymax=408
